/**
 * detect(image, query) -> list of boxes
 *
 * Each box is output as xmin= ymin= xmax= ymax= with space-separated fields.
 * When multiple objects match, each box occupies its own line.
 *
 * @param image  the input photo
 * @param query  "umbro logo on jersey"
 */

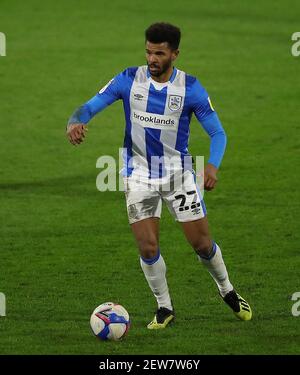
xmin=134 ymin=93 xmax=144 ymax=101
xmin=168 ymin=95 xmax=183 ymax=111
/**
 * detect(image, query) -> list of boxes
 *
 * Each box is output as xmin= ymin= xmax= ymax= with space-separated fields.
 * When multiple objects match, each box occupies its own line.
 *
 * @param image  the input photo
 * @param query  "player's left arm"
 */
xmin=191 ymin=79 xmax=227 ymax=191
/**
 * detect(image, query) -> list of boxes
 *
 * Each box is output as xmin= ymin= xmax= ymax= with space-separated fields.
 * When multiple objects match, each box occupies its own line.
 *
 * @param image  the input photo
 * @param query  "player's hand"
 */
xmin=66 ymin=124 xmax=88 ymax=145
xmin=204 ymin=163 xmax=218 ymax=191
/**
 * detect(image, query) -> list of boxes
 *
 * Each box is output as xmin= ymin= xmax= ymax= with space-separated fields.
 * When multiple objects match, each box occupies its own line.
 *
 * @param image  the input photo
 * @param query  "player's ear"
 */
xmin=172 ymin=49 xmax=179 ymax=61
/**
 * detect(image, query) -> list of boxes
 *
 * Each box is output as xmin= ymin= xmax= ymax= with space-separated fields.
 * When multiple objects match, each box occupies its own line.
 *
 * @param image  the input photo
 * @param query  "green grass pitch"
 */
xmin=0 ymin=0 xmax=299 ymax=354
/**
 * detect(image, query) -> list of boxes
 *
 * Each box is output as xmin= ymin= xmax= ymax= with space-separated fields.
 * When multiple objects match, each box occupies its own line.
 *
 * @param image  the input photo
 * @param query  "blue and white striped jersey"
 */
xmin=69 ymin=65 xmax=226 ymax=178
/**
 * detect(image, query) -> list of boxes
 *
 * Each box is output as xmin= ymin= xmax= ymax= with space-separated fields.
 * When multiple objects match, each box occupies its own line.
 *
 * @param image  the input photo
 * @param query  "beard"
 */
xmin=147 ymin=59 xmax=172 ymax=77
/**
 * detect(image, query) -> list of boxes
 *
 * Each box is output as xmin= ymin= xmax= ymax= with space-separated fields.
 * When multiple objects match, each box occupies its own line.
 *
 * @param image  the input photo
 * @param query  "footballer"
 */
xmin=67 ymin=22 xmax=252 ymax=329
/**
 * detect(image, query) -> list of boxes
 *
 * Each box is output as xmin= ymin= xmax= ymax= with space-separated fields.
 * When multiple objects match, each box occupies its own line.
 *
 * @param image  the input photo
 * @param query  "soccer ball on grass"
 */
xmin=90 ymin=302 xmax=130 ymax=341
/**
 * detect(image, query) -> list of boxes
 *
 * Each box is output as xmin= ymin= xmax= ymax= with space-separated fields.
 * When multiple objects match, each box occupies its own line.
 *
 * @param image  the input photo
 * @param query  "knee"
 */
xmin=138 ymin=239 xmax=159 ymax=259
xmin=191 ymin=238 xmax=213 ymax=258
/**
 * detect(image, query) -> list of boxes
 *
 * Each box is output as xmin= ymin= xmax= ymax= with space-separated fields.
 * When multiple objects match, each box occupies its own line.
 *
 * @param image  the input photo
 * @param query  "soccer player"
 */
xmin=66 ymin=22 xmax=252 ymax=329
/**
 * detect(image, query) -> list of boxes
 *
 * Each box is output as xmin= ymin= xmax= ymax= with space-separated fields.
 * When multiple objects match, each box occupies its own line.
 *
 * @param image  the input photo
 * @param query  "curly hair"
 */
xmin=145 ymin=22 xmax=181 ymax=50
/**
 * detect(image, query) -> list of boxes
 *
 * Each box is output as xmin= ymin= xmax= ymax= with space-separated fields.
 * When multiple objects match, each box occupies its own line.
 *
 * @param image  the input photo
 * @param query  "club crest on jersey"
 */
xmin=168 ymin=95 xmax=183 ymax=111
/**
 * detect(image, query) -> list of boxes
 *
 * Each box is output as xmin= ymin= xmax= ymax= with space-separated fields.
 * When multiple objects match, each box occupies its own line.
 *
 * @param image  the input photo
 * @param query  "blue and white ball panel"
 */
xmin=90 ymin=311 xmax=106 ymax=336
xmin=90 ymin=302 xmax=130 ymax=341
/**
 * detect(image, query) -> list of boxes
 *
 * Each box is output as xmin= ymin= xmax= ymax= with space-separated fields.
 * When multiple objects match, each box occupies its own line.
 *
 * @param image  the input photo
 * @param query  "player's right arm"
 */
xmin=66 ymin=72 xmax=125 ymax=145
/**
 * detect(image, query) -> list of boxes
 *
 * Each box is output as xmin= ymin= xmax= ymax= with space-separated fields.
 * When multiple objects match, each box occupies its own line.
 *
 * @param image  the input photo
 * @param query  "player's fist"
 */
xmin=204 ymin=163 xmax=218 ymax=191
xmin=66 ymin=124 xmax=88 ymax=145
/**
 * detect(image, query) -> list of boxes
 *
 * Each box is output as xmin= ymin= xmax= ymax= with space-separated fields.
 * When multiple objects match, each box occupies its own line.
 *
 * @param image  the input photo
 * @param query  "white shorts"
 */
xmin=123 ymin=170 xmax=207 ymax=224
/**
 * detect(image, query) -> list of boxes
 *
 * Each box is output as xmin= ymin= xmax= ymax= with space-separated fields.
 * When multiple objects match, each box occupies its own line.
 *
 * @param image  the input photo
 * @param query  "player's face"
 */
xmin=145 ymin=41 xmax=178 ymax=77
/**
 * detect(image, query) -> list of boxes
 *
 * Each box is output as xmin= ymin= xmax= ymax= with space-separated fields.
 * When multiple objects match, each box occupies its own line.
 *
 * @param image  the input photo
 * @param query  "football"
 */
xmin=90 ymin=302 xmax=130 ymax=341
